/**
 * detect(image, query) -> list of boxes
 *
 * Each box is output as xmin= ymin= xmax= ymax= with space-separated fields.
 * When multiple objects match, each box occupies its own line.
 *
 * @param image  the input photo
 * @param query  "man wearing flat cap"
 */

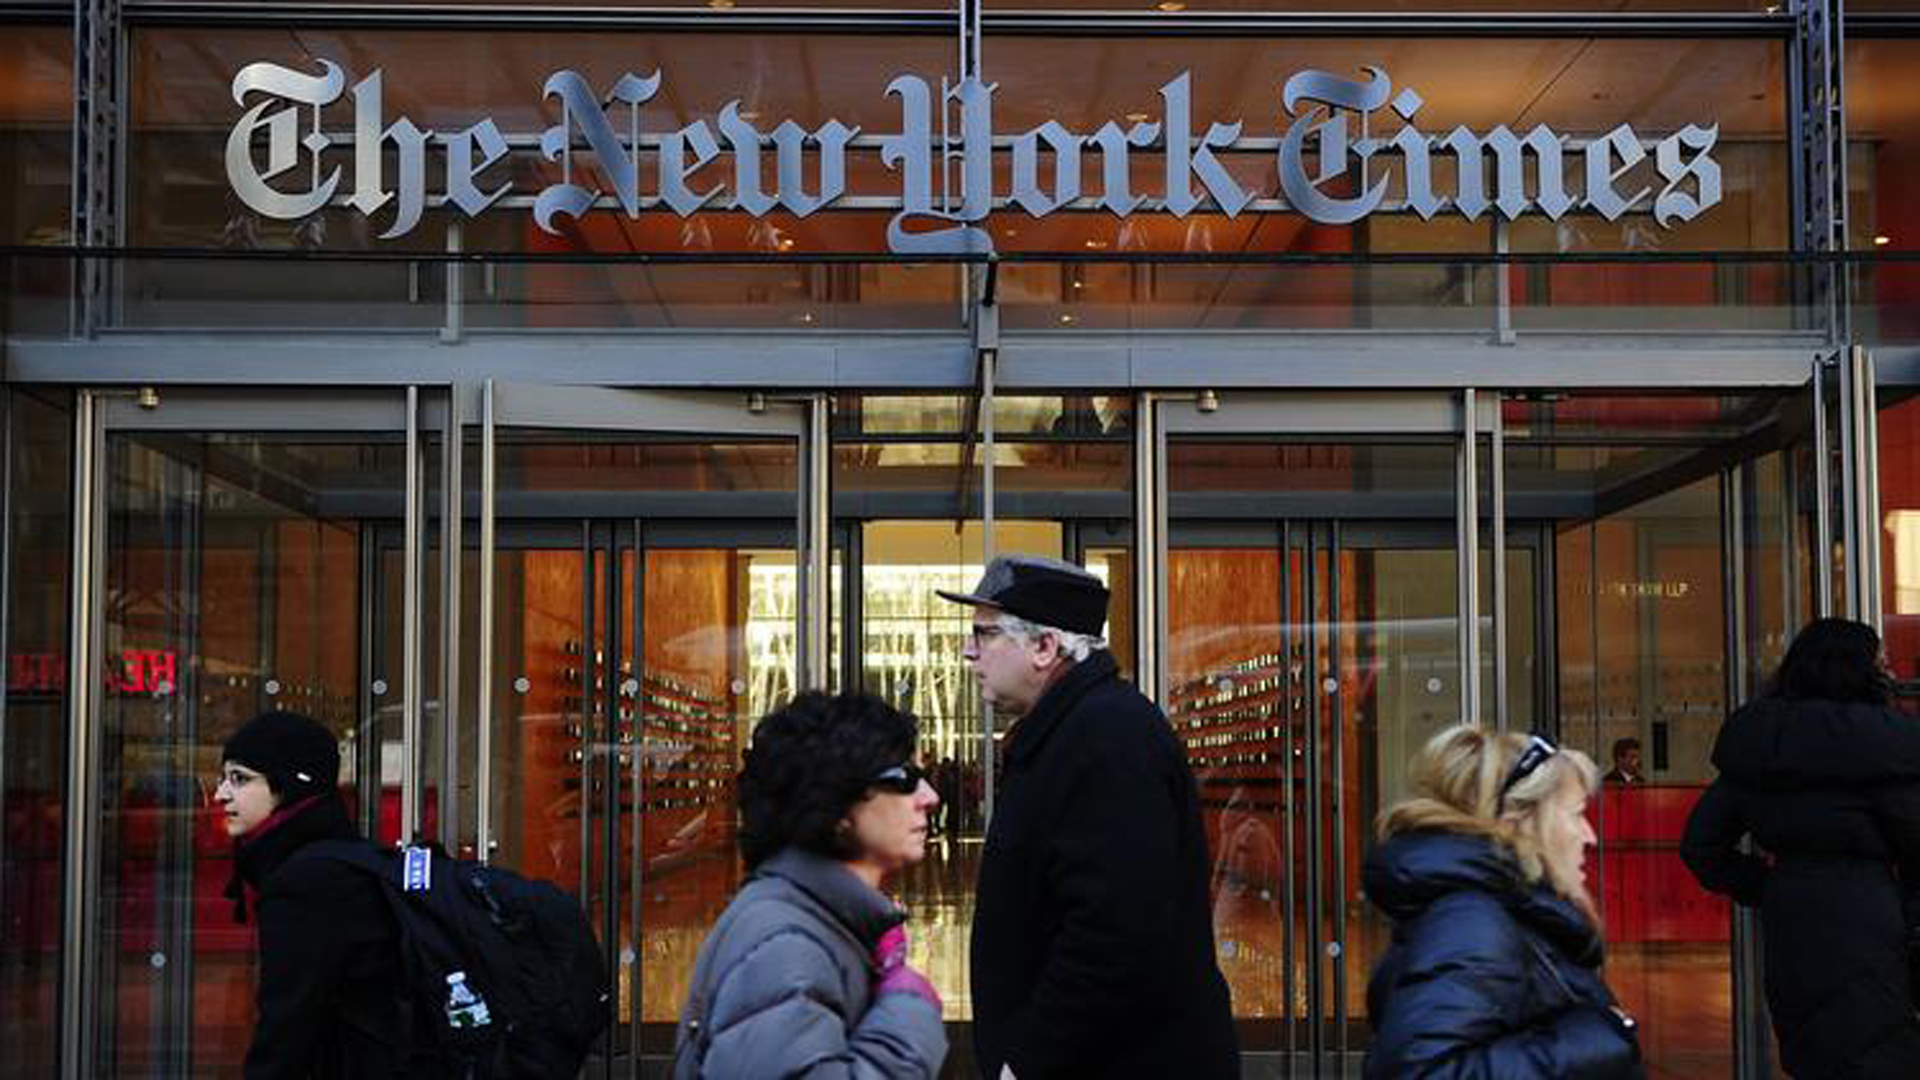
xmin=941 ymin=555 xmax=1238 ymax=1080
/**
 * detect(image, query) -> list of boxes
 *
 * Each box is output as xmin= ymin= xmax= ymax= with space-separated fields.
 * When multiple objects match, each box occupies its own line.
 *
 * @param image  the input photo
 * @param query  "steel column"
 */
xmin=476 ymin=380 xmax=496 ymax=859
xmin=400 ymin=387 xmax=423 ymax=843
xmin=1457 ymin=388 xmax=1481 ymax=725
xmin=439 ymin=389 xmax=463 ymax=849
xmin=799 ymin=394 xmax=831 ymax=690
xmin=1492 ymin=395 xmax=1510 ymax=730
xmin=1812 ymin=355 xmax=1835 ymax=618
xmin=60 ymin=392 xmax=104 ymax=1080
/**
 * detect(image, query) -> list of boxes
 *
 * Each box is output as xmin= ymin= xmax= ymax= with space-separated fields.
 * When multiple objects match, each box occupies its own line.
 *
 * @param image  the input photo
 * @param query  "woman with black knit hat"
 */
xmin=218 ymin=710 xmax=411 ymax=1079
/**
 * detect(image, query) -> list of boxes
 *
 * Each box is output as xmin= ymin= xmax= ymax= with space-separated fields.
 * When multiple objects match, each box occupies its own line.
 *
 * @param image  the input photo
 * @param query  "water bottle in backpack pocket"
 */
xmin=301 ymin=840 xmax=612 ymax=1079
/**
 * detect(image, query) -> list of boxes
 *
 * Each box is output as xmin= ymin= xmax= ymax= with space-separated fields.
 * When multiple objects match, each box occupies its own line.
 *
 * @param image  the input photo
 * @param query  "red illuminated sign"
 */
xmin=8 ymin=649 xmax=181 ymax=696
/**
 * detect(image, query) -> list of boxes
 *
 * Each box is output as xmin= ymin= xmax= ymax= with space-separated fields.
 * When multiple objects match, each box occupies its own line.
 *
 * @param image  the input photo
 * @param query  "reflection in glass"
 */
xmin=97 ymin=430 xmax=402 ymax=1077
xmin=0 ymin=391 xmax=71 ymax=1079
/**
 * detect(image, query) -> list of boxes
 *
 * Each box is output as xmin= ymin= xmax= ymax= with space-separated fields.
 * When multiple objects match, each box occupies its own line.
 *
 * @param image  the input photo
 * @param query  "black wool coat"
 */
xmin=1681 ymin=696 xmax=1920 ymax=1080
xmin=969 ymin=651 xmax=1239 ymax=1080
xmin=232 ymin=794 xmax=415 ymax=1080
xmin=1362 ymin=830 xmax=1644 ymax=1080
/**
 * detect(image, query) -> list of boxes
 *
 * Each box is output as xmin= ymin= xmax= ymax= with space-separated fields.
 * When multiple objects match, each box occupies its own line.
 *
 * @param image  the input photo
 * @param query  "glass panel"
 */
xmin=95 ymin=426 xmax=408 ymax=1077
xmin=1166 ymin=436 xmax=1462 ymax=1061
xmin=0 ymin=25 xmax=70 ymax=247
xmin=469 ymin=424 xmax=799 ymax=1061
xmin=637 ymin=547 xmax=796 ymax=1051
xmin=0 ymin=389 xmax=72 ymax=1079
xmin=1511 ymin=389 xmax=1820 ymax=1078
xmin=1879 ymin=394 xmax=1920 ymax=707
xmin=856 ymin=518 xmax=1064 ymax=1025
xmin=1848 ymin=37 xmax=1920 ymax=344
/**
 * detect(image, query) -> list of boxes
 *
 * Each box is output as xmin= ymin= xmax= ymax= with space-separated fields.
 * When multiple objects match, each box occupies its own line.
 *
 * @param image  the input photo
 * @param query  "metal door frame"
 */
xmin=471 ymin=383 xmax=815 ymax=1080
xmin=62 ymin=387 xmax=432 ymax=1080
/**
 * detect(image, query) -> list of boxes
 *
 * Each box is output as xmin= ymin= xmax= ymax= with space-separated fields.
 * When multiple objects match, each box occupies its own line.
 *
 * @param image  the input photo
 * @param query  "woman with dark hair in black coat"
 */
xmin=1683 ymin=617 xmax=1920 ymax=1079
xmin=218 ymin=710 xmax=410 ymax=1079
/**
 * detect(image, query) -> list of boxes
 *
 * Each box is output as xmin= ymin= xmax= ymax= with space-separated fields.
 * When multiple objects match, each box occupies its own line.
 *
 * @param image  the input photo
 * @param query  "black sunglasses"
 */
xmin=1496 ymin=734 xmax=1558 ymax=812
xmin=870 ymin=763 xmax=928 ymax=795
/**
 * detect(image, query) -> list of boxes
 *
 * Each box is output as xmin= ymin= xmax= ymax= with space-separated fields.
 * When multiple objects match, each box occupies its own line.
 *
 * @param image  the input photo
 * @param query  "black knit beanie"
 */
xmin=221 ymin=710 xmax=339 ymax=800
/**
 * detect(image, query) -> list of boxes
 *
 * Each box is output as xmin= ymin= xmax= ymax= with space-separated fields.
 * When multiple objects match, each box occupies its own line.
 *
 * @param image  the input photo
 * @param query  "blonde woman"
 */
xmin=1362 ymin=725 xmax=1643 ymax=1079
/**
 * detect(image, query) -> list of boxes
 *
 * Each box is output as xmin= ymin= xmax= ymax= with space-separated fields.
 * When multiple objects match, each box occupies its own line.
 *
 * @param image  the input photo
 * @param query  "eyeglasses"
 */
xmin=870 ymin=763 xmax=928 ymax=795
xmin=967 ymin=623 xmax=1008 ymax=648
xmin=217 ymin=767 xmax=263 ymax=791
xmin=1496 ymin=734 xmax=1558 ymax=813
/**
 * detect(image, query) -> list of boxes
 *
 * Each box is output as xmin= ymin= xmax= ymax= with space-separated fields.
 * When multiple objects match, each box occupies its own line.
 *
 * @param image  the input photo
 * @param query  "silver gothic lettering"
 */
xmin=224 ymin=60 xmax=1724 ymax=252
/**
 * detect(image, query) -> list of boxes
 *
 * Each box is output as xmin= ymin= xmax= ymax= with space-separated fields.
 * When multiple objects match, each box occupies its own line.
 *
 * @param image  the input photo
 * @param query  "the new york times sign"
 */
xmin=225 ymin=60 xmax=1722 ymax=253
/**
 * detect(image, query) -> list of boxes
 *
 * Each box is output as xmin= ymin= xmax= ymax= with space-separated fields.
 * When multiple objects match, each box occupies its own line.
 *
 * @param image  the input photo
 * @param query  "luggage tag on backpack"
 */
xmin=402 ymin=845 xmax=432 ymax=893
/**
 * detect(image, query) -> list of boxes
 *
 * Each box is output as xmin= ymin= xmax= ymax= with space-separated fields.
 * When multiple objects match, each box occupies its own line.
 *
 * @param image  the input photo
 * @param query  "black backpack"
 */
xmin=304 ymin=840 xmax=612 ymax=1079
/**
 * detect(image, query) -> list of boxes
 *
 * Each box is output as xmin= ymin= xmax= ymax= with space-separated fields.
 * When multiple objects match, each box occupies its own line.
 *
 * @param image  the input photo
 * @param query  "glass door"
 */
xmin=1159 ymin=392 xmax=1494 ymax=1076
xmin=79 ymin=389 xmax=431 ymax=1079
xmin=469 ymin=385 xmax=808 ymax=1079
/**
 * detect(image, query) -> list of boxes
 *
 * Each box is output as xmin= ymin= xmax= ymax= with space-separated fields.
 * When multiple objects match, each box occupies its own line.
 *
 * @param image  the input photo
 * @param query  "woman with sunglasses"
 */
xmin=1682 ymin=618 xmax=1920 ymax=1078
xmin=672 ymin=691 xmax=947 ymax=1079
xmin=1362 ymin=725 xmax=1643 ymax=1079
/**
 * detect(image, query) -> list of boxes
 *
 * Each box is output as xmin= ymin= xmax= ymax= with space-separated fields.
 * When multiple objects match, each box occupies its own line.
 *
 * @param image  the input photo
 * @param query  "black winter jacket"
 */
xmin=1362 ymin=830 xmax=1643 ymax=1080
xmin=969 ymin=650 xmax=1238 ymax=1080
xmin=232 ymin=794 xmax=412 ymax=1080
xmin=1681 ymin=696 xmax=1920 ymax=1080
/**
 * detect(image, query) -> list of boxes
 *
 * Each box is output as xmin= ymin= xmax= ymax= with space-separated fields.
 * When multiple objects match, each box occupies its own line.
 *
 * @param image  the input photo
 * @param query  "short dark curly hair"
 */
xmin=737 ymin=691 xmax=920 ymax=870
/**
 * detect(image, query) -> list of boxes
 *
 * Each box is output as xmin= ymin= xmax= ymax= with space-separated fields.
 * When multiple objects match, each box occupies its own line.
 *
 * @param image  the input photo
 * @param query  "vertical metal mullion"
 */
xmin=1839 ymin=346 xmax=1861 ymax=618
xmin=628 ymin=518 xmax=645 ymax=1080
xmin=1329 ymin=522 xmax=1349 ymax=1071
xmin=476 ymin=381 xmax=496 ymax=860
xmin=800 ymin=395 xmax=831 ymax=691
xmin=401 ymin=387 xmax=422 ymax=844
xmin=1278 ymin=521 xmax=1297 ymax=1080
xmin=1458 ymin=389 xmax=1481 ymax=725
xmin=1856 ymin=346 xmax=1882 ymax=630
xmin=357 ymin=527 xmax=379 ymax=835
xmin=1723 ymin=463 xmax=1770 ymax=1080
xmin=60 ymin=391 xmax=104 ymax=1080
xmin=0 ymin=394 xmax=10 ymax=974
xmin=439 ymin=389 xmax=463 ymax=850
xmin=1134 ymin=394 xmax=1162 ymax=708
xmin=1492 ymin=401 xmax=1510 ymax=732
xmin=577 ymin=520 xmax=595 ymax=906
xmin=981 ymin=355 xmax=997 ymax=825
xmin=599 ymin=523 xmax=621 ymax=1080
xmin=1304 ymin=525 xmax=1324 ymax=1076
xmin=1812 ymin=355 xmax=1834 ymax=617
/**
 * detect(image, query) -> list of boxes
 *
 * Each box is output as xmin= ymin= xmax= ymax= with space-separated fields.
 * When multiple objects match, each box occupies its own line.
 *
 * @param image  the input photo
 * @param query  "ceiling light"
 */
xmin=1059 ymin=314 xmax=1076 ymax=324
xmin=709 ymin=0 xmax=735 ymax=9
xmin=1125 ymin=111 xmax=1151 ymax=123
xmin=1156 ymin=1 xmax=1186 ymax=10
xmin=1083 ymin=238 xmax=1109 ymax=249
xmin=1875 ymin=235 xmax=1892 ymax=246
xmin=1072 ymin=280 xmax=1084 ymax=289
xmin=738 ymin=110 xmax=761 ymax=122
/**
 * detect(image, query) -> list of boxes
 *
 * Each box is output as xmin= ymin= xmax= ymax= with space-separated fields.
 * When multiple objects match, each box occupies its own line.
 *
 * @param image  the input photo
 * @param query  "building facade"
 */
xmin=4 ymin=0 xmax=1920 ymax=1076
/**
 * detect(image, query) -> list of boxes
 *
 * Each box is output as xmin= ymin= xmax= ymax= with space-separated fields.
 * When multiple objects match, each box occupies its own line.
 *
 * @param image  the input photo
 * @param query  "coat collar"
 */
xmin=1004 ymin=650 xmax=1120 ymax=770
xmin=755 ymin=847 xmax=903 ymax=948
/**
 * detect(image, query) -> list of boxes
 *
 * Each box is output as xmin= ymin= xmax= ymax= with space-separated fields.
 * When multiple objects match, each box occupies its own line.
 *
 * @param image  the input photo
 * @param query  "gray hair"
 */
xmin=998 ymin=612 xmax=1108 ymax=663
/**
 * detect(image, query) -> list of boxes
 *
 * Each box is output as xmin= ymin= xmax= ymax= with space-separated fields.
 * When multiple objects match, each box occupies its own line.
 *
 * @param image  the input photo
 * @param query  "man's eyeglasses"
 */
xmin=871 ymin=763 xmax=928 ymax=795
xmin=967 ymin=623 xmax=1008 ymax=648
xmin=1496 ymin=734 xmax=1558 ymax=813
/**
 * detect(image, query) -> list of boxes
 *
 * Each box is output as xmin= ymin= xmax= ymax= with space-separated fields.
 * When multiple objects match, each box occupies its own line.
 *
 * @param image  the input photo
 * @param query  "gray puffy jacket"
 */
xmin=672 ymin=848 xmax=948 ymax=1079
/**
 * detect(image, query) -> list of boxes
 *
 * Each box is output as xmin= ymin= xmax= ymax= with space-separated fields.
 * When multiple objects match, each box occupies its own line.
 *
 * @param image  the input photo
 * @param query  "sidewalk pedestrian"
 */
xmin=941 ymin=554 xmax=1237 ymax=1080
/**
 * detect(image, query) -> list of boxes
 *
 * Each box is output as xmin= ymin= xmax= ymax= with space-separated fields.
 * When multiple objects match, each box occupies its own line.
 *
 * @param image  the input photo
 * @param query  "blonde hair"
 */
xmin=1377 ymin=724 xmax=1600 ymax=923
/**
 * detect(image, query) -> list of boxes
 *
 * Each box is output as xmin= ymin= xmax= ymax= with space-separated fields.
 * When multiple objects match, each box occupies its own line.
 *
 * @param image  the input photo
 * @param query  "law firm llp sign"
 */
xmin=225 ymin=60 xmax=1724 ymax=253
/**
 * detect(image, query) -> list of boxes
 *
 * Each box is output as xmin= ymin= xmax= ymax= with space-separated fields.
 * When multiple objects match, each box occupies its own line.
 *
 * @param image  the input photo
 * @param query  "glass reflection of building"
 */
xmin=4 ymin=2 xmax=1920 ymax=1078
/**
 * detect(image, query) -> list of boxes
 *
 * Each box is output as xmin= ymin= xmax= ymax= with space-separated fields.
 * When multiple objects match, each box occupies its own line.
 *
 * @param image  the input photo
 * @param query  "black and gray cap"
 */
xmin=936 ymin=554 xmax=1110 ymax=638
